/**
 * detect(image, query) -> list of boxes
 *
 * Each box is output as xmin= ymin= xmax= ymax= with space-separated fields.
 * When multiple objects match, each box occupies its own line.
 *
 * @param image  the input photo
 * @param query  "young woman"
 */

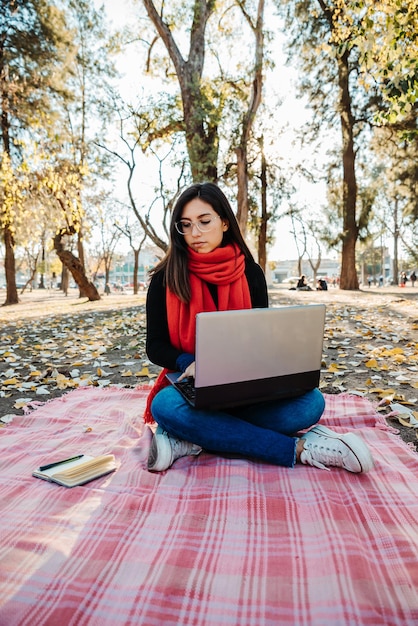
xmin=145 ymin=182 xmax=373 ymax=473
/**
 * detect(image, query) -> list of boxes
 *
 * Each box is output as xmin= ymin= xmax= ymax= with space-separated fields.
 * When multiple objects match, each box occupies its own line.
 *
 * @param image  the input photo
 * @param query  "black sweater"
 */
xmin=146 ymin=258 xmax=268 ymax=371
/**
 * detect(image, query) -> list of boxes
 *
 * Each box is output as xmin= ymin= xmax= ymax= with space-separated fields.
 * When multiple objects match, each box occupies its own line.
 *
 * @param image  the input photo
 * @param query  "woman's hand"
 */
xmin=178 ymin=361 xmax=195 ymax=381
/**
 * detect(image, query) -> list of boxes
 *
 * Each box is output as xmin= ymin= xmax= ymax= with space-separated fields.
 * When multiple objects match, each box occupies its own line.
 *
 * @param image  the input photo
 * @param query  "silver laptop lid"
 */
xmin=194 ymin=305 xmax=325 ymax=388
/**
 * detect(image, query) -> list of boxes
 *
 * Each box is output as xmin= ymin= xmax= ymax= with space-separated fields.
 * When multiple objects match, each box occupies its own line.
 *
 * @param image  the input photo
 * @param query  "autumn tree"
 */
xmin=0 ymin=0 xmax=73 ymax=304
xmin=278 ymin=1 xmax=365 ymax=289
xmin=278 ymin=0 xmax=418 ymax=290
xmin=0 ymin=154 xmax=27 ymax=302
xmin=123 ymin=0 xmax=268 ymax=246
xmin=114 ymin=214 xmax=147 ymax=294
xmin=97 ymin=101 xmax=188 ymax=254
xmin=53 ymin=0 xmax=118 ymax=300
xmin=89 ymin=199 xmax=122 ymax=288
xmin=32 ymin=158 xmax=99 ymax=300
xmin=245 ymin=132 xmax=291 ymax=271
xmin=370 ymin=128 xmax=418 ymax=281
xmin=141 ymin=0 xmax=219 ymax=181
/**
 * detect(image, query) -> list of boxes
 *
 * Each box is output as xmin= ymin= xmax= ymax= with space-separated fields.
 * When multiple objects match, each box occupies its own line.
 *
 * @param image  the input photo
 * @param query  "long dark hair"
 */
xmin=151 ymin=182 xmax=254 ymax=302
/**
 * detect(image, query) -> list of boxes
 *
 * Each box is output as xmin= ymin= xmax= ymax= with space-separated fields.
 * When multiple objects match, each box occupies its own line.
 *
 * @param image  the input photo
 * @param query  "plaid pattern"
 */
xmin=0 ymin=388 xmax=417 ymax=625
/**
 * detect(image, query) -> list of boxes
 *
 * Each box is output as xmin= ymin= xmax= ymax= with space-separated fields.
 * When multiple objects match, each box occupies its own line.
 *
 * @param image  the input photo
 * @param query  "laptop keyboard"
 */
xmin=175 ymin=378 xmax=196 ymax=402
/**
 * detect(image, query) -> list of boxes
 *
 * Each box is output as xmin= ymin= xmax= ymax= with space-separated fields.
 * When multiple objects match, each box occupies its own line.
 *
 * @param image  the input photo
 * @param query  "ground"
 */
xmin=1 ymin=284 xmax=417 ymax=453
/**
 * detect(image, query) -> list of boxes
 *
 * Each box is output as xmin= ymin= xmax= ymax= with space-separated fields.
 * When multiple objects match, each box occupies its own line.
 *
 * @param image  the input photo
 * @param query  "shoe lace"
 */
xmin=170 ymin=436 xmax=189 ymax=457
xmin=169 ymin=435 xmax=201 ymax=460
xmin=303 ymin=441 xmax=344 ymax=471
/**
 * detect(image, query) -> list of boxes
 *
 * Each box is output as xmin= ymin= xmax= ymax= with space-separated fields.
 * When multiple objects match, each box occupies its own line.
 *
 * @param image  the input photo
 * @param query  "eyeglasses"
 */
xmin=175 ymin=215 xmax=220 ymax=235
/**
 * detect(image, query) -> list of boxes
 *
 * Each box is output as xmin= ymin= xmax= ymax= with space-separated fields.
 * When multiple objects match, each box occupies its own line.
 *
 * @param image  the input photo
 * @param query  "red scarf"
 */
xmin=143 ymin=243 xmax=252 ymax=423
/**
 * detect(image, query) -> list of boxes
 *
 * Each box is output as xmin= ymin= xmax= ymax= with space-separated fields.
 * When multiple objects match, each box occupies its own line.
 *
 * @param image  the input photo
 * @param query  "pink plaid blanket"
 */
xmin=0 ymin=388 xmax=417 ymax=625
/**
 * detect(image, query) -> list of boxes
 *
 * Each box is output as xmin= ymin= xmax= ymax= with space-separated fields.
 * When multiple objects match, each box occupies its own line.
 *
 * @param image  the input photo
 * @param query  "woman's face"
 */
xmin=179 ymin=198 xmax=229 ymax=254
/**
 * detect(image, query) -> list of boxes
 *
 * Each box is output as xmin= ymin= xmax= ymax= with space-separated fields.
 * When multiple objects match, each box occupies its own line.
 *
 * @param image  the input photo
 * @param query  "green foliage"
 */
xmin=0 ymin=0 xmax=74 ymax=151
xmin=352 ymin=0 xmax=418 ymax=124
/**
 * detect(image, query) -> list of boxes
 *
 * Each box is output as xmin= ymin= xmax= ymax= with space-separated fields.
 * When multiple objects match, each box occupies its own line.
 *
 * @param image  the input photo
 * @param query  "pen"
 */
xmin=39 ymin=455 xmax=84 ymax=472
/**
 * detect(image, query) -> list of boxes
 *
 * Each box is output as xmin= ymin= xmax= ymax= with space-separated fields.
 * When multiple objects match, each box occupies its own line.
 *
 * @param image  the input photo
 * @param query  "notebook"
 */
xmin=32 ymin=454 xmax=117 ymax=487
xmin=166 ymin=304 xmax=326 ymax=409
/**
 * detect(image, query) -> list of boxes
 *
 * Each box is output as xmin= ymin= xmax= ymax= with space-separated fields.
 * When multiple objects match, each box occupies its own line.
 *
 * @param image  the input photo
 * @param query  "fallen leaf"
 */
xmin=0 ymin=414 xmax=15 ymax=424
xmin=135 ymin=366 xmax=150 ymax=377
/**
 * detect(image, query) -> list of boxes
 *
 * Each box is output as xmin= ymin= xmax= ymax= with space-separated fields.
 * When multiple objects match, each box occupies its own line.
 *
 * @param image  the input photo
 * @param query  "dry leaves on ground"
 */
xmin=270 ymin=289 xmax=418 ymax=450
xmin=0 ymin=303 xmax=158 ymax=421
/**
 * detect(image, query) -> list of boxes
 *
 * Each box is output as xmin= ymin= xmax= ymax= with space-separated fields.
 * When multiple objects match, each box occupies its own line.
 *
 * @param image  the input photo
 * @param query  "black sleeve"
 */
xmin=145 ymin=271 xmax=183 ymax=370
xmin=245 ymin=259 xmax=269 ymax=308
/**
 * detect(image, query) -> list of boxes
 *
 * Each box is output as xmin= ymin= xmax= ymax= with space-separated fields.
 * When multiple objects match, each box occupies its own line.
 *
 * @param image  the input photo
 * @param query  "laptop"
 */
xmin=166 ymin=304 xmax=326 ymax=410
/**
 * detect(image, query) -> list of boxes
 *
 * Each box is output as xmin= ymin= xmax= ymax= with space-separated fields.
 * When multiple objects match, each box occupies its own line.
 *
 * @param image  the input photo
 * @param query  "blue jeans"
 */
xmin=151 ymin=387 xmax=325 ymax=467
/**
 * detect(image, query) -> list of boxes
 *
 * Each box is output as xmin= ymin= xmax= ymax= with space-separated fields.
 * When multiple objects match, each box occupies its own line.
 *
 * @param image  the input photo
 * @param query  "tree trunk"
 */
xmin=60 ymin=265 xmax=68 ymax=295
xmin=133 ymin=248 xmax=139 ymax=295
xmin=2 ymin=224 xmax=18 ymax=305
xmin=1 ymin=52 xmax=18 ymax=306
xmin=257 ymin=141 xmax=267 ymax=272
xmin=142 ymin=0 xmax=218 ymax=181
xmin=336 ymin=52 xmax=359 ymax=290
xmin=235 ymin=0 xmax=265 ymax=234
xmin=393 ymin=196 xmax=399 ymax=285
xmin=53 ymin=228 xmax=100 ymax=301
xmin=77 ymin=228 xmax=88 ymax=298
xmin=236 ymin=146 xmax=249 ymax=234
xmin=39 ymin=242 xmax=45 ymax=289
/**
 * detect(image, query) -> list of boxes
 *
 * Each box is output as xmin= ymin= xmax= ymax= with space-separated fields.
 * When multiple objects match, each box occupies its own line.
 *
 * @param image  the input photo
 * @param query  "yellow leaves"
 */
xmin=55 ymin=373 xmax=75 ymax=389
xmin=134 ymin=366 xmax=156 ymax=379
xmin=382 ymin=347 xmax=404 ymax=356
xmin=397 ymin=414 xmax=418 ymax=429
xmin=391 ymin=354 xmax=407 ymax=364
xmin=368 ymin=387 xmax=397 ymax=396
xmin=321 ymin=302 xmax=418 ymax=413
xmin=135 ymin=366 xmax=150 ymax=377
xmin=0 ymin=303 xmax=155 ymax=418
xmin=327 ymin=363 xmax=346 ymax=373
xmin=13 ymin=399 xmax=30 ymax=410
xmin=0 ymin=151 xmax=29 ymax=229
xmin=359 ymin=342 xmax=416 ymax=373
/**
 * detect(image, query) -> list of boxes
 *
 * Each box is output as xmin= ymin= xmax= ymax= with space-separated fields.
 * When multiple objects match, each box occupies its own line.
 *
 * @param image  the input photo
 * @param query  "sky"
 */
xmin=97 ymin=0 xmax=333 ymax=262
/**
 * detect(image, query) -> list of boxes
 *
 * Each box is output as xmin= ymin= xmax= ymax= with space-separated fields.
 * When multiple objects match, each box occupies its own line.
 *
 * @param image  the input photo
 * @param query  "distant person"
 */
xmin=410 ymin=271 xmax=416 ymax=287
xmin=296 ymin=275 xmax=312 ymax=291
xmin=400 ymin=271 xmax=407 ymax=287
xmin=144 ymin=182 xmax=373 ymax=475
xmin=316 ymin=278 xmax=328 ymax=291
xmin=105 ymin=282 xmax=111 ymax=295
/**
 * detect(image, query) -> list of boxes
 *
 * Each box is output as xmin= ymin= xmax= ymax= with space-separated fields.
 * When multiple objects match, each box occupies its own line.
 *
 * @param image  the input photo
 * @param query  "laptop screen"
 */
xmin=194 ymin=305 xmax=325 ymax=388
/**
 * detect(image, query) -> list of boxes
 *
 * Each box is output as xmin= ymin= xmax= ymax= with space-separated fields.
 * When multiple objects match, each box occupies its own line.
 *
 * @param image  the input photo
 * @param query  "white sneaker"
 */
xmin=300 ymin=425 xmax=374 ymax=473
xmin=147 ymin=426 xmax=202 ymax=472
